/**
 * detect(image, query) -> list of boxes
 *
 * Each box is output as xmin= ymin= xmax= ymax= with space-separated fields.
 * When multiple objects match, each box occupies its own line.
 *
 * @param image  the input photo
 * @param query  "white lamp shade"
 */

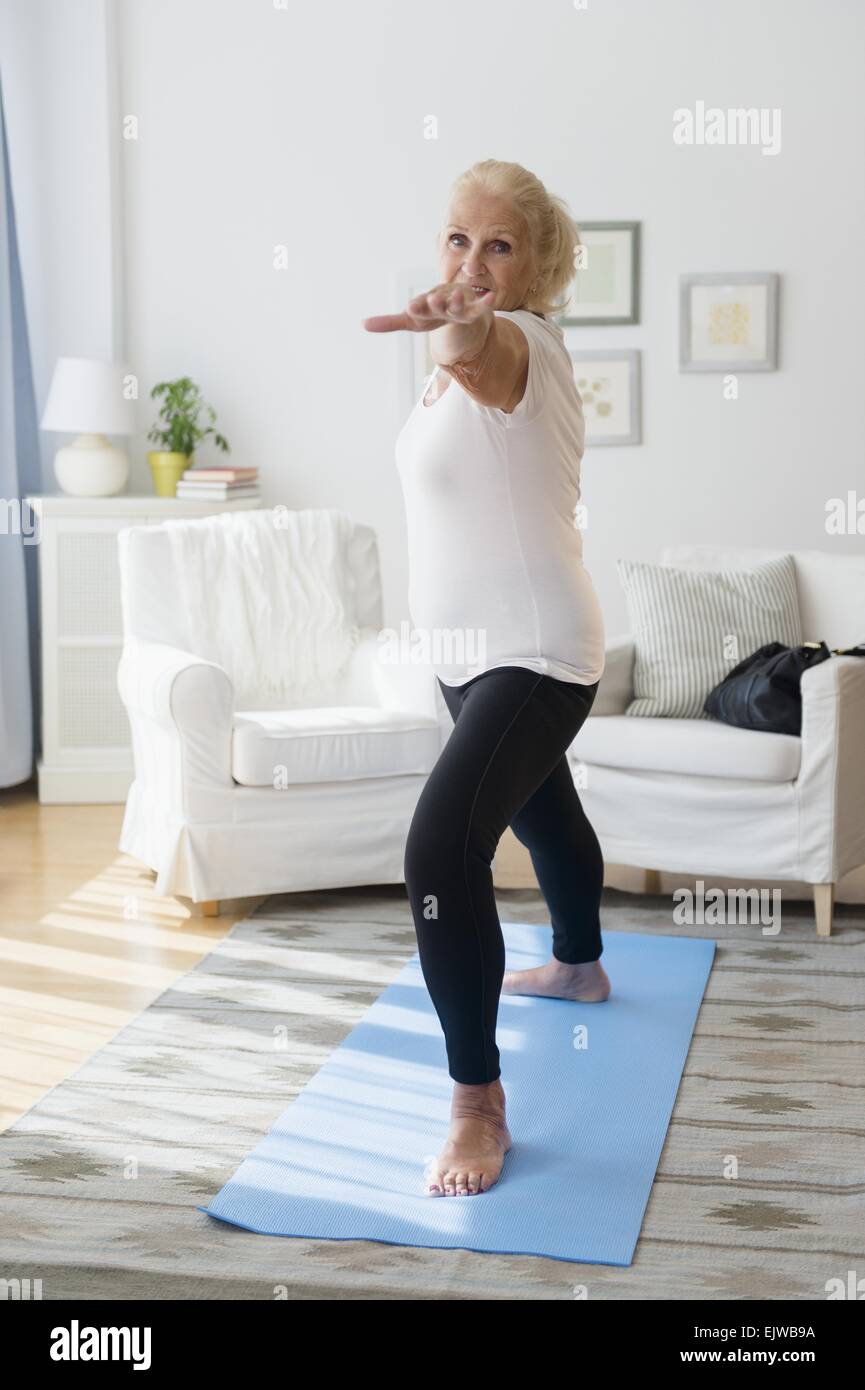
xmin=41 ymin=357 xmax=135 ymax=435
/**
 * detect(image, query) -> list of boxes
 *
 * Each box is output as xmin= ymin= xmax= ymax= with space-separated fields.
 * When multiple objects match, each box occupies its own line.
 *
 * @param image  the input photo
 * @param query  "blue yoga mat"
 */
xmin=200 ymin=925 xmax=715 ymax=1265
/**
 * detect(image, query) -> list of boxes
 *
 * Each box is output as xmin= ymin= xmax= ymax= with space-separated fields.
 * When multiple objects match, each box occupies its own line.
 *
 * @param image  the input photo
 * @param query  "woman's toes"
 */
xmin=425 ymin=1165 xmax=444 ymax=1194
xmin=467 ymin=1171 xmax=481 ymax=1194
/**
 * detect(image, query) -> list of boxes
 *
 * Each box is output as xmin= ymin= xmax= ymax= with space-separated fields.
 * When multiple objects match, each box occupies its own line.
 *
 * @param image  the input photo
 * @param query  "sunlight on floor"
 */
xmin=0 ymin=845 xmax=246 ymax=1132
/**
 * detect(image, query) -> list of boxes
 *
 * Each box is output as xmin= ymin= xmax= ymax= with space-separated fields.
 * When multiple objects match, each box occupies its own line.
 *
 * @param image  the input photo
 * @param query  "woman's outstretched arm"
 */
xmin=434 ymin=312 xmax=528 ymax=414
xmin=363 ymin=282 xmax=529 ymax=413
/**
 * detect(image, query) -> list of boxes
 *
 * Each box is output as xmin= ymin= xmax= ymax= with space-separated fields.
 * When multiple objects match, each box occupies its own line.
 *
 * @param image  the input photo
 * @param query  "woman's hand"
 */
xmin=362 ymin=282 xmax=495 ymax=333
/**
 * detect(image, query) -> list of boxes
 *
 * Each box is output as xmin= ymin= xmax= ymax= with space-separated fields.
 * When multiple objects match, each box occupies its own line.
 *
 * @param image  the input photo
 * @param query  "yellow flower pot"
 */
xmin=148 ymin=451 xmax=191 ymax=498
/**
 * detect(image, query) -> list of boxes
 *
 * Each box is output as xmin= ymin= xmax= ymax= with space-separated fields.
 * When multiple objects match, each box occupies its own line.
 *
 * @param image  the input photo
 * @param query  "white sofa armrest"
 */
xmin=117 ymin=637 xmax=236 ymax=806
xmin=797 ymin=655 xmax=865 ymax=881
xmin=591 ymin=634 xmax=635 ymax=716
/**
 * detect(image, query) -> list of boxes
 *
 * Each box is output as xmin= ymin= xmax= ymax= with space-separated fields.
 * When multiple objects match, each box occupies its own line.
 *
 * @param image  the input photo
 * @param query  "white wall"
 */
xmin=114 ymin=0 xmax=865 ymax=638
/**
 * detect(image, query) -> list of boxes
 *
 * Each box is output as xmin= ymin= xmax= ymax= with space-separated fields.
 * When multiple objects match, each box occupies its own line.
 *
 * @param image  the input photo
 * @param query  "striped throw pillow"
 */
xmin=616 ymin=554 xmax=802 ymax=718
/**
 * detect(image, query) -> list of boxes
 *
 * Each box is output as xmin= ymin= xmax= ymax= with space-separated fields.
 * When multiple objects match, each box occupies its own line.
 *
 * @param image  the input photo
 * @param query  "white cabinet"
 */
xmin=24 ymin=494 xmax=264 ymax=804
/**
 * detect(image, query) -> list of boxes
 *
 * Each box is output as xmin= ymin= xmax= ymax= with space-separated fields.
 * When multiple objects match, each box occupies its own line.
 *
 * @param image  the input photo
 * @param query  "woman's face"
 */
xmin=439 ymin=191 xmax=537 ymax=313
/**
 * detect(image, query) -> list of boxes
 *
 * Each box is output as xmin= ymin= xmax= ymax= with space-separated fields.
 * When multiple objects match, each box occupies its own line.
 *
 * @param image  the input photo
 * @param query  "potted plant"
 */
xmin=146 ymin=377 xmax=231 ymax=497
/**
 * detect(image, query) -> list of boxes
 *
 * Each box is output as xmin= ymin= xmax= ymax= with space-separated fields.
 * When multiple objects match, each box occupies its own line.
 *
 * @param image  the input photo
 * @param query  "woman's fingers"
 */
xmin=363 ymin=283 xmax=494 ymax=334
xmin=426 ymin=283 xmax=495 ymax=324
xmin=362 ymin=311 xmax=416 ymax=333
xmin=362 ymin=296 xmax=444 ymax=332
xmin=426 ymin=286 xmax=449 ymax=313
xmin=362 ymin=303 xmax=448 ymax=333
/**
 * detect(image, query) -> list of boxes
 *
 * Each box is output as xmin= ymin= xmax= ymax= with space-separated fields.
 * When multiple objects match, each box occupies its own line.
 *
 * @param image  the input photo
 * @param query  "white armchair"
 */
xmin=116 ymin=515 xmax=448 ymax=907
xmin=572 ymin=545 xmax=865 ymax=937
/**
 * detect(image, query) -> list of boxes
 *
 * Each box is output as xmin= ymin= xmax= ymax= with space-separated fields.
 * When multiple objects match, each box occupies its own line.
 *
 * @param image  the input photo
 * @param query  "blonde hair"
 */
xmin=438 ymin=159 xmax=580 ymax=317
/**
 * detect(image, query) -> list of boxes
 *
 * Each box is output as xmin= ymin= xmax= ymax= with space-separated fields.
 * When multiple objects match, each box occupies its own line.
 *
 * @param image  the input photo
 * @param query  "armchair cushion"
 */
xmin=616 ymin=554 xmax=801 ymax=718
xmin=571 ymin=713 xmax=801 ymax=782
xmin=231 ymin=706 xmax=441 ymax=786
xmin=661 ymin=545 xmax=865 ymax=649
xmin=591 ymin=634 xmax=635 ymax=715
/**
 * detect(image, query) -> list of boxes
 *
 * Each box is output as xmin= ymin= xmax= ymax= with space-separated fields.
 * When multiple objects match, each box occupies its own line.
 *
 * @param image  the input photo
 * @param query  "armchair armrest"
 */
xmin=349 ymin=628 xmax=451 ymax=750
xmin=797 ymin=655 xmax=865 ymax=881
xmin=117 ymin=638 xmax=236 ymax=808
xmin=591 ymin=634 xmax=635 ymax=716
xmin=118 ymin=637 xmax=232 ymax=727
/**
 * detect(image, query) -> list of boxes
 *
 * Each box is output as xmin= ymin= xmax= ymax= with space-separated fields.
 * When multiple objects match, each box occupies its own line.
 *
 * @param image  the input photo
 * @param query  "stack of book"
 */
xmin=175 ymin=467 xmax=260 ymax=500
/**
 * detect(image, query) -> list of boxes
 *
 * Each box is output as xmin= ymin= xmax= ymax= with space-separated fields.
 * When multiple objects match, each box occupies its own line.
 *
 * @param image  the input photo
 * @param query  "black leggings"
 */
xmin=403 ymin=665 xmax=604 ymax=1085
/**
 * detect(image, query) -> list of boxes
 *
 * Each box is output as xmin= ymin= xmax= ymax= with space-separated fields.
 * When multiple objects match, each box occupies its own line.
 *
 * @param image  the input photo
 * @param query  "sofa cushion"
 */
xmin=661 ymin=544 xmax=865 ymax=650
xmin=232 ymin=707 xmax=441 ymax=786
xmin=616 ymin=554 xmax=802 ymax=718
xmin=572 ymin=715 xmax=801 ymax=782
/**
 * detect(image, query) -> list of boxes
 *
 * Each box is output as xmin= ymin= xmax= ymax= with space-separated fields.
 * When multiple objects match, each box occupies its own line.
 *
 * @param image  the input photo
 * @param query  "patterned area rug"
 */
xmin=1 ymin=885 xmax=863 ymax=1300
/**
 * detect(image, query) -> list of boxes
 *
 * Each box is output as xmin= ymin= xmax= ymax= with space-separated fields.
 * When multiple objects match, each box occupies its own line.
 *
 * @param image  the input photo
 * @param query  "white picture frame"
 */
xmin=569 ymin=348 xmax=642 ymax=446
xmin=557 ymin=221 xmax=640 ymax=326
xmin=679 ymin=272 xmax=779 ymax=371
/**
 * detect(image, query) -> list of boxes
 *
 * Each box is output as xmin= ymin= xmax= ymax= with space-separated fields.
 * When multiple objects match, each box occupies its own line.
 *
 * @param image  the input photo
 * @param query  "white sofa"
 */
xmin=571 ymin=545 xmax=865 ymax=936
xmin=117 ymin=522 xmax=864 ymax=937
xmin=116 ymin=516 xmax=448 ymax=906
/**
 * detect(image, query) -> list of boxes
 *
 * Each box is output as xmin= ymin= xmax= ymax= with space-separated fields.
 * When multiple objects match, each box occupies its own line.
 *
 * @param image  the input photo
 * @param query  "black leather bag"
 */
xmin=704 ymin=640 xmax=865 ymax=736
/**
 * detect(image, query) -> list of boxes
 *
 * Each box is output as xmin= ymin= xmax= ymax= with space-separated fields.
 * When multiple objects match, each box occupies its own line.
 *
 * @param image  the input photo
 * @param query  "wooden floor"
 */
xmin=0 ymin=776 xmax=263 ymax=1133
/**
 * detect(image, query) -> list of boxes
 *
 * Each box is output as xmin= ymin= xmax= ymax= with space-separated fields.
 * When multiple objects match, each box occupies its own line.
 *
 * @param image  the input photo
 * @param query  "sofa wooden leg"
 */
xmin=812 ymin=883 xmax=834 ymax=938
xmin=200 ymin=899 xmax=219 ymax=917
xmin=644 ymin=869 xmax=662 ymax=895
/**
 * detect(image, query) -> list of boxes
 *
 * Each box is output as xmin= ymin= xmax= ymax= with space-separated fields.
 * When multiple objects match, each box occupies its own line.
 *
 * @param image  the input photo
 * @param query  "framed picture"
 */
xmin=680 ymin=272 xmax=779 ymax=371
xmin=395 ymin=266 xmax=438 ymax=417
xmin=569 ymin=348 xmax=642 ymax=446
xmin=557 ymin=221 xmax=640 ymax=326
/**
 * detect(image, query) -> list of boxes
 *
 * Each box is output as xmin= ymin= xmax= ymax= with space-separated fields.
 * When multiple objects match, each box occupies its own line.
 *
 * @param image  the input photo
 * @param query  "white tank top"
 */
xmin=395 ymin=308 xmax=606 ymax=686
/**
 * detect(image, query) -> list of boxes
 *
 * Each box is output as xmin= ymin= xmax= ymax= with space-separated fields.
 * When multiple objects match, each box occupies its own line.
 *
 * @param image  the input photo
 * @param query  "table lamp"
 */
xmin=40 ymin=356 xmax=135 ymax=497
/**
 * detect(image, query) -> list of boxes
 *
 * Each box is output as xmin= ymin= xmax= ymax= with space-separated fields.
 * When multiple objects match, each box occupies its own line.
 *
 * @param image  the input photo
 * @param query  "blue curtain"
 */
xmin=0 ymin=68 xmax=43 ymax=788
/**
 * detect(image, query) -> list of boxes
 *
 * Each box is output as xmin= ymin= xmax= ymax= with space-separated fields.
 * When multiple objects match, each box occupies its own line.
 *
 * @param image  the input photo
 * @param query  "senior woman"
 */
xmin=364 ymin=159 xmax=610 ymax=1198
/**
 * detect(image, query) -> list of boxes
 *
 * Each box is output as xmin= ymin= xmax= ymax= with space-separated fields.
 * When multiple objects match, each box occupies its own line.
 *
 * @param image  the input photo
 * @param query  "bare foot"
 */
xmin=424 ymin=1078 xmax=512 ymax=1196
xmin=501 ymin=957 xmax=611 ymax=1002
